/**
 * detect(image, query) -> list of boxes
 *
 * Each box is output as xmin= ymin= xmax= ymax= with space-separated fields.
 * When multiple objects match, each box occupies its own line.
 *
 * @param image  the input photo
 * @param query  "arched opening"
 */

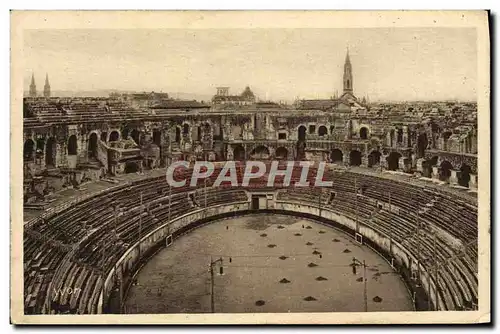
xmin=130 ymin=129 xmax=140 ymax=145
xmin=122 ymin=127 xmax=130 ymax=140
xmin=318 ymin=125 xmax=328 ymax=137
xmin=100 ymin=132 xmax=108 ymax=142
xmin=88 ymin=133 xmax=98 ymax=159
xmin=359 ymin=127 xmax=369 ymax=140
xmin=45 ymin=137 xmax=56 ymax=167
xmin=183 ymin=124 xmax=190 ymax=135
xmin=204 ymin=123 xmax=211 ymax=134
xmin=24 ymin=139 xmax=35 ymax=161
xmin=439 ymin=160 xmax=453 ymax=182
xmin=417 ymin=133 xmax=428 ymax=158
xmin=153 ymin=130 xmax=162 ymax=147
xmin=423 ymin=155 xmax=439 ymax=178
xmin=387 ymin=152 xmax=402 ymax=171
xmin=367 ymin=150 xmax=381 ymax=168
xmin=397 ymin=128 xmax=403 ymax=143
xmin=233 ymin=145 xmax=245 ymax=161
xmin=349 ymin=150 xmax=362 ymax=167
xmin=250 ymin=146 xmax=270 ymax=160
xmin=458 ymin=164 xmax=471 ymax=188
xmin=275 ymin=147 xmax=288 ymax=160
xmin=36 ymin=138 xmax=45 ymax=160
xmin=195 ymin=126 xmax=201 ymax=141
xmin=67 ymin=135 xmax=78 ymax=156
xmin=175 ymin=127 xmax=181 ymax=143
xmin=429 ymin=156 xmax=439 ymax=167
xmin=330 ymin=149 xmax=343 ymax=163
xmin=109 ymin=131 xmax=120 ymax=142
xmin=298 ymin=125 xmax=306 ymax=141
xmin=421 ymin=160 xmax=432 ymax=178
xmin=124 ymin=161 xmax=140 ymax=174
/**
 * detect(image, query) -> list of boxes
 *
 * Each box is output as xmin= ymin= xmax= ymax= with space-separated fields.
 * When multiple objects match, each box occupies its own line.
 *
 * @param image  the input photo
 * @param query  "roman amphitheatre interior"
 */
xmin=22 ymin=47 xmax=479 ymax=315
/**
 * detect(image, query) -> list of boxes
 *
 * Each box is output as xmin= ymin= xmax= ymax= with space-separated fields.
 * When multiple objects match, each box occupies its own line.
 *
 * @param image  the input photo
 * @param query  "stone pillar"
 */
xmin=402 ymin=127 xmax=409 ymax=148
xmin=449 ymin=170 xmax=459 ymax=186
xmin=57 ymin=142 xmax=67 ymax=168
xmin=470 ymin=174 xmax=478 ymax=190
xmin=416 ymin=158 xmax=424 ymax=174
xmin=432 ymin=166 xmax=440 ymax=181
xmin=381 ymin=154 xmax=388 ymax=170
xmin=361 ymin=154 xmax=369 ymax=168
xmin=343 ymin=152 xmax=350 ymax=166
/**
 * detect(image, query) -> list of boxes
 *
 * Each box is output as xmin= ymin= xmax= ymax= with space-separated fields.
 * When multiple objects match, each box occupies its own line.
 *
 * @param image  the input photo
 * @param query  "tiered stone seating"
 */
xmin=24 ymin=166 xmax=479 ymax=313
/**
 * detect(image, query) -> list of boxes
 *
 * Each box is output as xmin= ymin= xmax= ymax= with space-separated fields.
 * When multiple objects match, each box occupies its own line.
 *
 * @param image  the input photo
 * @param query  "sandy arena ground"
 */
xmin=124 ymin=214 xmax=414 ymax=313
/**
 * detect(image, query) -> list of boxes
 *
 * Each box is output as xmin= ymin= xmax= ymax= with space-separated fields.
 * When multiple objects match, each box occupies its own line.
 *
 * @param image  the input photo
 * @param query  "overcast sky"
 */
xmin=23 ymin=28 xmax=477 ymax=102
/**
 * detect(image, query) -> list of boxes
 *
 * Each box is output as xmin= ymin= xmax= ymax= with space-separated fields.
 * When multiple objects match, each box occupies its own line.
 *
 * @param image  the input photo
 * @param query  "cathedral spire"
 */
xmin=43 ymin=73 xmax=51 ymax=98
xmin=29 ymin=73 xmax=37 ymax=97
xmin=343 ymin=48 xmax=353 ymax=94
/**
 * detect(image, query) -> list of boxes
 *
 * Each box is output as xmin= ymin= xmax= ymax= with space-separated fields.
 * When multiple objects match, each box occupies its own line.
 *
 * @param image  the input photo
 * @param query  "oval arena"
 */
xmin=23 ymin=57 xmax=478 ymax=314
xmin=23 ymin=160 xmax=478 ymax=314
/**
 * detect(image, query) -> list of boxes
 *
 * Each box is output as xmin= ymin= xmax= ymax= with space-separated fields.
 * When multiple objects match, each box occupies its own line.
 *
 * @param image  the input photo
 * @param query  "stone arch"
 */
xmin=439 ymin=160 xmax=453 ymax=182
xmin=349 ymin=150 xmax=362 ymax=166
xmin=36 ymin=138 xmax=45 ymax=154
xmin=417 ymin=133 xmax=428 ymax=158
xmin=88 ymin=133 xmax=98 ymax=158
xmin=275 ymin=147 xmax=288 ymax=160
xmin=359 ymin=126 xmax=369 ymax=140
xmin=458 ymin=164 xmax=471 ymax=188
xmin=109 ymin=131 xmax=120 ymax=142
xmin=67 ymin=135 xmax=78 ymax=156
xmin=24 ymin=139 xmax=35 ymax=161
xmin=389 ymin=129 xmax=396 ymax=146
xmin=330 ymin=149 xmax=343 ymax=163
xmin=397 ymin=128 xmax=403 ymax=143
xmin=45 ymin=137 xmax=56 ymax=167
xmin=318 ymin=125 xmax=328 ymax=137
xmin=298 ymin=125 xmax=307 ymax=141
xmin=233 ymin=145 xmax=245 ymax=161
xmin=130 ymin=129 xmax=140 ymax=145
xmin=250 ymin=145 xmax=270 ymax=160
xmin=183 ymin=123 xmax=190 ymax=135
xmin=124 ymin=161 xmax=140 ymax=174
xmin=367 ymin=150 xmax=381 ymax=168
xmin=387 ymin=152 xmax=402 ymax=171
xmin=192 ymin=125 xmax=200 ymax=141
xmin=428 ymin=155 xmax=439 ymax=167
xmin=175 ymin=127 xmax=181 ymax=143
xmin=121 ymin=127 xmax=130 ymax=140
xmin=153 ymin=129 xmax=162 ymax=146
xmin=203 ymin=122 xmax=212 ymax=134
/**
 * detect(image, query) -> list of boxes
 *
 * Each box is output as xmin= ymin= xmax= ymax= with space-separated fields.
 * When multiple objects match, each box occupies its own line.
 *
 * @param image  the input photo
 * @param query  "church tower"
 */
xmin=343 ymin=48 xmax=353 ymax=94
xmin=29 ymin=73 xmax=37 ymax=97
xmin=43 ymin=73 xmax=51 ymax=98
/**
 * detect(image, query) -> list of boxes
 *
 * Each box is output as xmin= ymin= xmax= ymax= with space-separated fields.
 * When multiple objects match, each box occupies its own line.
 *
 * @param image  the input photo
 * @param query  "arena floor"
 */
xmin=124 ymin=214 xmax=414 ymax=313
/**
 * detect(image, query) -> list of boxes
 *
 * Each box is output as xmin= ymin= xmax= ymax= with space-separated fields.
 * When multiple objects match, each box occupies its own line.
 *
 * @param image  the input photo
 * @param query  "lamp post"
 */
xmin=352 ymin=257 xmax=368 ymax=312
xmin=209 ymin=257 xmax=223 ymax=313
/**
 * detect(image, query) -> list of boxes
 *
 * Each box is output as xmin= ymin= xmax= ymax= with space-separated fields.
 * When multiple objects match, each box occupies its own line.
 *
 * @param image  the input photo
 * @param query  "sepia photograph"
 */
xmin=10 ymin=10 xmax=491 ymax=324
